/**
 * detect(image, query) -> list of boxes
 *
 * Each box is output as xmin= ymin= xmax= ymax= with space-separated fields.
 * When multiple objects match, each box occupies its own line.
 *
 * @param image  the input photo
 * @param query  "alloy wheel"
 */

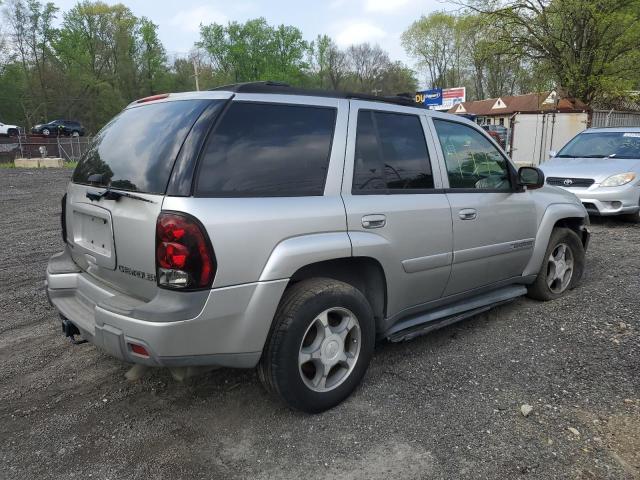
xmin=298 ymin=307 xmax=361 ymax=392
xmin=546 ymin=243 xmax=574 ymax=294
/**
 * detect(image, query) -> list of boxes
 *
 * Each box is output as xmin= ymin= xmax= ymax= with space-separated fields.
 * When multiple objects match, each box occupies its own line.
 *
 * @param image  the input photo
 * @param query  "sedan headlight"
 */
xmin=600 ymin=172 xmax=636 ymax=187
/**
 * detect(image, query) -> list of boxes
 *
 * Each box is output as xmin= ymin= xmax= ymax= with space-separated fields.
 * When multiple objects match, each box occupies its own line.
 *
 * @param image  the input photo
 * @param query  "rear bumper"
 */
xmin=46 ymin=248 xmax=288 ymax=368
xmin=558 ymin=184 xmax=640 ymax=216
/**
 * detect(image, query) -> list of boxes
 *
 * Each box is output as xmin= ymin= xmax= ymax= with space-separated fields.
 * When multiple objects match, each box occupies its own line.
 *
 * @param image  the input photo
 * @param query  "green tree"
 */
xmin=401 ymin=12 xmax=460 ymax=89
xmin=137 ymin=17 xmax=167 ymax=95
xmin=199 ymin=18 xmax=310 ymax=84
xmin=378 ymin=61 xmax=418 ymax=95
xmin=460 ymin=0 xmax=640 ymax=103
xmin=54 ymin=1 xmax=138 ymax=131
xmin=313 ymin=36 xmax=349 ymax=90
xmin=4 ymin=0 xmax=58 ymax=124
xmin=309 ymin=34 xmax=331 ymax=88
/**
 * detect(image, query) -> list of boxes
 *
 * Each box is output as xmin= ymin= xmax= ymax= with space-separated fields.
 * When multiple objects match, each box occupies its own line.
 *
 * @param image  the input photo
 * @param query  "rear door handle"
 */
xmin=362 ymin=214 xmax=386 ymax=229
xmin=458 ymin=208 xmax=477 ymax=220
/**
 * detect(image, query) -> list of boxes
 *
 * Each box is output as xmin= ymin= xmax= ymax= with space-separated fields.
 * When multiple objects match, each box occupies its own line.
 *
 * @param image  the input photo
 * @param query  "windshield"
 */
xmin=73 ymin=99 xmax=214 ymax=194
xmin=557 ymin=131 xmax=640 ymax=159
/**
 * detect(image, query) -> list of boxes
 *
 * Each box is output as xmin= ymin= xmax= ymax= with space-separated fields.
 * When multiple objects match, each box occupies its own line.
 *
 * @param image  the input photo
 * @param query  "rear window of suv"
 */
xmin=195 ymin=102 xmax=336 ymax=197
xmin=73 ymin=99 xmax=212 ymax=194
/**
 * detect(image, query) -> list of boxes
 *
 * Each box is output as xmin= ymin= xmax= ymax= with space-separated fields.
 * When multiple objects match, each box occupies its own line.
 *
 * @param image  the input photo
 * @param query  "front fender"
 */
xmin=258 ymin=232 xmax=352 ymax=281
xmin=522 ymin=202 xmax=589 ymax=277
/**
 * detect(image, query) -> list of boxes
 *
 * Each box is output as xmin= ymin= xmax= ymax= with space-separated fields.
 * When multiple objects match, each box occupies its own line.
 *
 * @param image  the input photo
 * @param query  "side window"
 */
xmin=352 ymin=110 xmax=434 ymax=193
xmin=352 ymin=111 xmax=385 ymax=191
xmin=196 ymin=102 xmax=336 ymax=197
xmin=433 ymin=119 xmax=512 ymax=190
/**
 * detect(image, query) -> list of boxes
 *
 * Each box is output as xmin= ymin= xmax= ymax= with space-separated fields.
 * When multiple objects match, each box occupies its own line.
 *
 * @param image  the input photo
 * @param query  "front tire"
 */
xmin=527 ymin=227 xmax=585 ymax=301
xmin=42 ymin=128 xmax=50 ymax=136
xmin=258 ymin=278 xmax=375 ymax=413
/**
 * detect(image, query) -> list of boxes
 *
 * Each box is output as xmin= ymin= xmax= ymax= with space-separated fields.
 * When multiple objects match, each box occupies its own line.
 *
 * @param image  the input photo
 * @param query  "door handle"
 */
xmin=362 ymin=214 xmax=386 ymax=229
xmin=458 ymin=208 xmax=477 ymax=220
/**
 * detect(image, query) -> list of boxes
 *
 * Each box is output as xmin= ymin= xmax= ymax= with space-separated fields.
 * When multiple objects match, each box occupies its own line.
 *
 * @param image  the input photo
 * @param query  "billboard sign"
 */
xmin=415 ymin=88 xmax=443 ymax=107
xmin=415 ymin=87 xmax=466 ymax=110
xmin=438 ymin=87 xmax=466 ymax=111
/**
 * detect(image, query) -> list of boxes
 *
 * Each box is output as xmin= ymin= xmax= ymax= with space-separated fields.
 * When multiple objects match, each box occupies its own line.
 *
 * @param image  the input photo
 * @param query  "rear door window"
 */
xmin=195 ymin=102 xmax=336 ymax=197
xmin=352 ymin=110 xmax=435 ymax=193
xmin=73 ymin=99 xmax=212 ymax=194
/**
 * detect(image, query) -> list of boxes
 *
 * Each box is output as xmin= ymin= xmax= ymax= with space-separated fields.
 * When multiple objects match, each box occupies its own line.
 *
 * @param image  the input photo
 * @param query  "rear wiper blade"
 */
xmin=86 ymin=188 xmax=154 ymax=203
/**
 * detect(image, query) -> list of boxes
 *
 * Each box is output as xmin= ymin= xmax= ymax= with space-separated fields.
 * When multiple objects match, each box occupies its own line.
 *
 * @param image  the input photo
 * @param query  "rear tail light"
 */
xmin=156 ymin=212 xmax=215 ymax=290
xmin=61 ymin=193 xmax=67 ymax=243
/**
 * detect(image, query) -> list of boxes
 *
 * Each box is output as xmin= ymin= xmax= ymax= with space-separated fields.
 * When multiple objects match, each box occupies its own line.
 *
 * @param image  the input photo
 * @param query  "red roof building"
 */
xmin=448 ymin=91 xmax=588 ymax=127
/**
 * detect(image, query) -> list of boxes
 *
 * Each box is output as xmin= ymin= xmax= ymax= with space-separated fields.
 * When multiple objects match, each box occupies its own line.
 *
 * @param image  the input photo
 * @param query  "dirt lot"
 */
xmin=1 ymin=168 xmax=639 ymax=480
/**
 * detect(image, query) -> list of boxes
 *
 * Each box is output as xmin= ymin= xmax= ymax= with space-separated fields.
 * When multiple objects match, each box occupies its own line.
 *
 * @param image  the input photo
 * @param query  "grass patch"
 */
xmin=0 ymin=162 xmax=16 ymax=169
xmin=64 ymin=161 xmax=78 ymax=169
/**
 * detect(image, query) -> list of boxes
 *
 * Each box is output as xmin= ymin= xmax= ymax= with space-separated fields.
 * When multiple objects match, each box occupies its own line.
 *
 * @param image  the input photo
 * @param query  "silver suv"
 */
xmin=46 ymin=82 xmax=590 ymax=413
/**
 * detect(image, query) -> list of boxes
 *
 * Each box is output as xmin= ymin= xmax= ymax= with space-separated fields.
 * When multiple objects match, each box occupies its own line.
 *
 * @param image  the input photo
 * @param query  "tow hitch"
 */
xmin=61 ymin=317 xmax=87 ymax=345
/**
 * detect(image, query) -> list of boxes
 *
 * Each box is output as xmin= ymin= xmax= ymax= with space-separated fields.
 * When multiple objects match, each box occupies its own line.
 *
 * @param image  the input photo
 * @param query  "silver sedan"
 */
xmin=540 ymin=127 xmax=640 ymax=222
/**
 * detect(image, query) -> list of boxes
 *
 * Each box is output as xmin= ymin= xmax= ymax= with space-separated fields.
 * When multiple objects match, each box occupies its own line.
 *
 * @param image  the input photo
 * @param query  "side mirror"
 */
xmin=518 ymin=166 xmax=544 ymax=190
xmin=548 ymin=150 xmax=557 ymax=158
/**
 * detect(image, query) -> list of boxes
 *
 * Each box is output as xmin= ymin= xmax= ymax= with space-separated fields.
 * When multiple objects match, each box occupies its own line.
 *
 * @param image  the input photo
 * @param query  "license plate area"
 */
xmin=71 ymin=205 xmax=116 ymax=269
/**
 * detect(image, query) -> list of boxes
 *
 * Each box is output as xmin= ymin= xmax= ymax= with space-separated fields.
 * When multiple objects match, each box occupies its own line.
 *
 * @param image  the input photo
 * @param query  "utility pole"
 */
xmin=193 ymin=59 xmax=200 ymax=91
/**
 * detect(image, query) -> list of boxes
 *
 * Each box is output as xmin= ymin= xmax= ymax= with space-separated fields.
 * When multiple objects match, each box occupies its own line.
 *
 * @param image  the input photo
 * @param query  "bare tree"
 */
xmin=326 ymin=40 xmax=349 ymax=90
xmin=347 ymin=43 xmax=390 ymax=93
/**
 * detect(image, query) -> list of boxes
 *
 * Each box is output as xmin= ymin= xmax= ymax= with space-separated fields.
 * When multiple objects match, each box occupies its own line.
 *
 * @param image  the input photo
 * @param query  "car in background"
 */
xmin=31 ymin=120 xmax=85 ymax=137
xmin=481 ymin=124 xmax=508 ymax=147
xmin=540 ymin=127 xmax=640 ymax=222
xmin=0 ymin=121 xmax=20 ymax=137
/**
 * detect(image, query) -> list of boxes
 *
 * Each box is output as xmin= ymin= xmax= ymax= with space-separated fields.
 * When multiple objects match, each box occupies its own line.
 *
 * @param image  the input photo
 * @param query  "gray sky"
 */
xmin=51 ymin=0 xmax=456 ymax=86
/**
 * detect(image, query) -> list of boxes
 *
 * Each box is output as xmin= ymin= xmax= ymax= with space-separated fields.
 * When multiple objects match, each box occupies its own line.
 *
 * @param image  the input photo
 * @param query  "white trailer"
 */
xmin=509 ymin=112 xmax=589 ymax=166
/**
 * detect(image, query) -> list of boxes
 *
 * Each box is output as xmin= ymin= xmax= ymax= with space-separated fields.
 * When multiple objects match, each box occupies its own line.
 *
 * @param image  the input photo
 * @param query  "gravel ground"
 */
xmin=1 ymin=168 xmax=639 ymax=480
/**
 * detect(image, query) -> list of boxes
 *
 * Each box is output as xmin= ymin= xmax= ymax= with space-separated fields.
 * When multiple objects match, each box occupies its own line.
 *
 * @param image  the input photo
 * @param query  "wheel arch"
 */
xmin=523 ymin=203 xmax=589 ymax=277
xmin=287 ymin=257 xmax=388 ymax=333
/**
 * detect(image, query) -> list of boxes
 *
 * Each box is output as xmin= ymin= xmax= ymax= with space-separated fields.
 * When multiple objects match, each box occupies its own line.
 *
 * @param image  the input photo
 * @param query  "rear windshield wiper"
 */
xmin=86 ymin=188 xmax=154 ymax=204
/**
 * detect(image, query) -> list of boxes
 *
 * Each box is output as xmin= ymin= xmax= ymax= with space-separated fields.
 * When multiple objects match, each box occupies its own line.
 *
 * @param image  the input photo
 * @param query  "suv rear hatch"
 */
xmin=65 ymin=96 xmax=221 ymax=301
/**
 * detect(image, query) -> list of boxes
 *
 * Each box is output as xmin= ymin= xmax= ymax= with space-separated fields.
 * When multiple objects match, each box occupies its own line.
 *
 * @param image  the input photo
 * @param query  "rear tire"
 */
xmin=258 ymin=278 xmax=375 ymax=413
xmin=42 ymin=128 xmax=50 ymax=136
xmin=527 ymin=227 xmax=585 ymax=301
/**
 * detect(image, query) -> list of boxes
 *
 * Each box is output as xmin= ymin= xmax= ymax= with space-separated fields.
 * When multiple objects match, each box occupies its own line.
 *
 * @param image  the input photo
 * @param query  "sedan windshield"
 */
xmin=557 ymin=131 xmax=640 ymax=159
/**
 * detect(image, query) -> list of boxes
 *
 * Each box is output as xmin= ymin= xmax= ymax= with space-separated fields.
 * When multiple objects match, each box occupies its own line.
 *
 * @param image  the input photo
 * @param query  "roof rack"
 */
xmin=209 ymin=81 xmax=424 ymax=108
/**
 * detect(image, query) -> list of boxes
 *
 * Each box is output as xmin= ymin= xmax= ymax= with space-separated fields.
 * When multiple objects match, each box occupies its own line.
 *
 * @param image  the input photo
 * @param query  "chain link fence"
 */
xmin=0 ymin=135 xmax=92 ymax=164
xmin=591 ymin=109 xmax=640 ymax=128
